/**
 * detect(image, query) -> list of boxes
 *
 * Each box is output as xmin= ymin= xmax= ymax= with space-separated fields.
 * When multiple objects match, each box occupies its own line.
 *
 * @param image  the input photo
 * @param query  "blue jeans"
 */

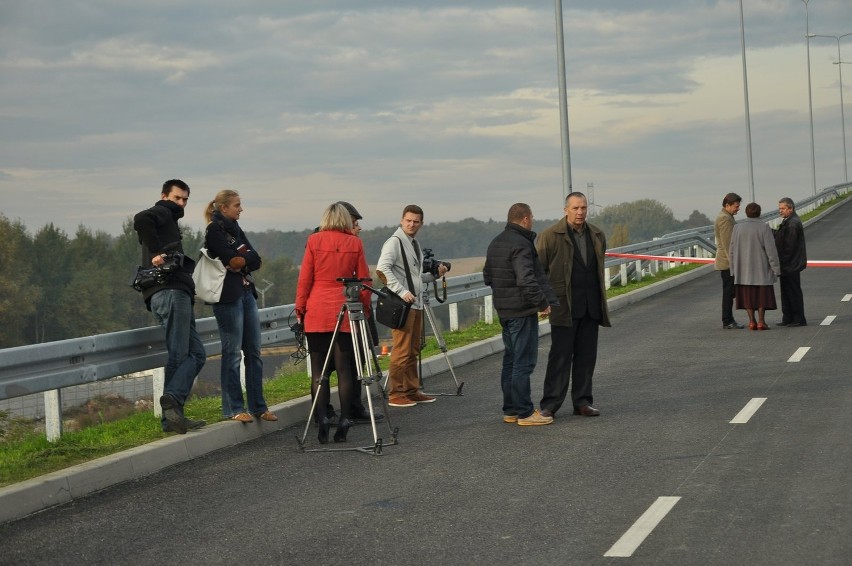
xmin=213 ymin=289 xmax=267 ymax=417
xmin=499 ymin=314 xmax=539 ymax=419
xmin=150 ymin=289 xmax=206 ymax=423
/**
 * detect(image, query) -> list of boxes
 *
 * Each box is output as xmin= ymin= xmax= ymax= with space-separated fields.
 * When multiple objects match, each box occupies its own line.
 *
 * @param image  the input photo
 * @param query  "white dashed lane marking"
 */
xmin=730 ymin=398 xmax=767 ymax=424
xmin=821 ymin=315 xmax=836 ymax=326
xmin=604 ymin=496 xmax=681 ymax=557
xmin=842 ymin=294 xmax=852 ymax=302
xmin=787 ymin=347 xmax=810 ymax=363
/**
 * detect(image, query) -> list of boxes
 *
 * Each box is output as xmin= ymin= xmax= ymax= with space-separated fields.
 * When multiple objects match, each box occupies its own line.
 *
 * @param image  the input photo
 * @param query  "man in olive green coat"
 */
xmin=536 ymin=192 xmax=610 ymax=418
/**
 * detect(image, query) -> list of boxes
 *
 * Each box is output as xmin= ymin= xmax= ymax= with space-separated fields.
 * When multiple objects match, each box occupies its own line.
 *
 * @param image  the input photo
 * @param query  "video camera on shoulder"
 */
xmin=422 ymin=248 xmax=451 ymax=278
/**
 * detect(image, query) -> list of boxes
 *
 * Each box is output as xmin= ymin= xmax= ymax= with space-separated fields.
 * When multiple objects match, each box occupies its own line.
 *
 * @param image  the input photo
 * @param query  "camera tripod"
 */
xmin=297 ymin=278 xmax=399 ymax=455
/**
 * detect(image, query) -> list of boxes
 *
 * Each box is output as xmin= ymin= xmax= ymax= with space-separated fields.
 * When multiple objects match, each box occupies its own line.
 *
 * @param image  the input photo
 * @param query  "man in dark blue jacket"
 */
xmin=133 ymin=179 xmax=206 ymax=434
xmin=484 ymin=203 xmax=557 ymax=426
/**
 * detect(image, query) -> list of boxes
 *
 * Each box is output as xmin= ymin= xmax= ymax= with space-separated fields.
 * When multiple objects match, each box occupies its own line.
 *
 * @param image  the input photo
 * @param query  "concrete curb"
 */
xmin=0 ymin=263 xmax=709 ymax=525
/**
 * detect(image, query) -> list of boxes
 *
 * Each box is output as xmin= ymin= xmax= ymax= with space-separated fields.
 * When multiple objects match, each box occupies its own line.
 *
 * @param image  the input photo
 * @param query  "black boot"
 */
xmin=333 ymin=419 xmax=352 ymax=443
xmin=317 ymin=417 xmax=331 ymax=444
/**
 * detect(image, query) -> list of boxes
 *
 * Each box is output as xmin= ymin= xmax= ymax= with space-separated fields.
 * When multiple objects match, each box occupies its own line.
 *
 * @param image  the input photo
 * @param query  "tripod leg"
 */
xmin=298 ymin=307 xmax=346 ymax=447
xmin=421 ymin=299 xmax=464 ymax=395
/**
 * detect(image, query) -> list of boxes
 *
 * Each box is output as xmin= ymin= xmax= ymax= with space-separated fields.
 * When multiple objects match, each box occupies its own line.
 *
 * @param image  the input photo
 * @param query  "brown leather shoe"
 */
xmin=573 ymin=405 xmax=600 ymax=417
xmin=257 ymin=411 xmax=278 ymax=422
xmin=539 ymin=409 xmax=555 ymax=418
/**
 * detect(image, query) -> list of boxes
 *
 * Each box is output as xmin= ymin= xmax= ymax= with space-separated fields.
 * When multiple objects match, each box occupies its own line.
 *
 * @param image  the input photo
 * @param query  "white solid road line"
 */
xmin=787 ymin=347 xmax=810 ymax=363
xmin=821 ymin=315 xmax=836 ymax=326
xmin=604 ymin=496 xmax=682 ymax=558
xmin=730 ymin=397 xmax=767 ymax=424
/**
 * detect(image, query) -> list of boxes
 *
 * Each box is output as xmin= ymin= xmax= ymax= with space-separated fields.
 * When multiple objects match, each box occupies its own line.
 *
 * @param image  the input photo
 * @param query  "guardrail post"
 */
xmin=649 ymin=260 xmax=659 ymax=277
xmin=484 ymin=296 xmax=493 ymax=324
xmin=44 ymin=389 xmax=62 ymax=442
xmin=634 ymin=260 xmax=642 ymax=282
xmin=153 ymin=367 xmax=165 ymax=418
xmin=619 ymin=263 xmax=628 ymax=287
xmin=449 ymin=303 xmax=459 ymax=331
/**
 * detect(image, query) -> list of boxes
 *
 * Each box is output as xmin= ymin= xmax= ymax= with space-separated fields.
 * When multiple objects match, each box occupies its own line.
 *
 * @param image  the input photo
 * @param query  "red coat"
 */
xmin=296 ymin=229 xmax=372 ymax=333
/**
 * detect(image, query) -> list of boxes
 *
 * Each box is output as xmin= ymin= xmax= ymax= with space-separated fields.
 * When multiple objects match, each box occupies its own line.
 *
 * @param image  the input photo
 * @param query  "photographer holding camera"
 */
xmin=133 ymin=179 xmax=207 ymax=434
xmin=376 ymin=204 xmax=448 ymax=408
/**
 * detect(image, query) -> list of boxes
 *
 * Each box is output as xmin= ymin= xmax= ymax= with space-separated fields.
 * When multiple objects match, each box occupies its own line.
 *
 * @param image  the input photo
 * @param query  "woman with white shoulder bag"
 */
xmin=202 ymin=190 xmax=277 ymax=423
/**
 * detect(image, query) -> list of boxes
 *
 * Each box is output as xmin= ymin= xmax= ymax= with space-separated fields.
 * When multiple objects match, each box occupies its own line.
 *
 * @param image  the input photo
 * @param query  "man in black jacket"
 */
xmin=774 ymin=197 xmax=807 ymax=327
xmin=483 ymin=203 xmax=557 ymax=426
xmin=133 ymin=179 xmax=206 ymax=434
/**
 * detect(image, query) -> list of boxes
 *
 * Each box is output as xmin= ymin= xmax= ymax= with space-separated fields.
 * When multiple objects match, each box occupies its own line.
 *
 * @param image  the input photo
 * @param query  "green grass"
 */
xmin=5 ymin=188 xmax=847 ymax=489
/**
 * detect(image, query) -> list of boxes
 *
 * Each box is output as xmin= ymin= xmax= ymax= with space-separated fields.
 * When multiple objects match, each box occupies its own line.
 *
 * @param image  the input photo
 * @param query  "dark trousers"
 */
xmin=541 ymin=315 xmax=599 ymax=413
xmin=779 ymin=272 xmax=806 ymax=324
xmin=720 ymin=269 xmax=736 ymax=324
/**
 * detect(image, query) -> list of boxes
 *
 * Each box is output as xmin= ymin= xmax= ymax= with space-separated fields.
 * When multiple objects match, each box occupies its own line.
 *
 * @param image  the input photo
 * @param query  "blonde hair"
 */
xmin=204 ymin=190 xmax=240 ymax=223
xmin=319 ymin=202 xmax=353 ymax=232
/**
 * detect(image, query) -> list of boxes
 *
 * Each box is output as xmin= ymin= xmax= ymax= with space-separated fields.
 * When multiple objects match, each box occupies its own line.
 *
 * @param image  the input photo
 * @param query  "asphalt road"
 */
xmin=1 ymin=202 xmax=850 ymax=565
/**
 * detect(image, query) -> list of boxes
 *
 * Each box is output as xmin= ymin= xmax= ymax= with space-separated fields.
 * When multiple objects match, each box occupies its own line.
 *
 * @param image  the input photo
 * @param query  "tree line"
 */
xmin=0 ymin=200 xmax=709 ymax=348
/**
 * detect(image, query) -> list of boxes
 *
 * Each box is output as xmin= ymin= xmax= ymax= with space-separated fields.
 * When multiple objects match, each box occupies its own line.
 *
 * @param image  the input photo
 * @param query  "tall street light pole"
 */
xmin=738 ymin=0 xmax=756 ymax=202
xmin=801 ymin=0 xmax=818 ymax=195
xmin=809 ymin=33 xmax=851 ymax=183
xmin=554 ymin=0 xmax=572 ymax=204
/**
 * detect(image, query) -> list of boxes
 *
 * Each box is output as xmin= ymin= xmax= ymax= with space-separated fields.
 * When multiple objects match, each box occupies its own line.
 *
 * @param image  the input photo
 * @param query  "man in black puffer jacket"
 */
xmin=483 ymin=203 xmax=558 ymax=426
xmin=133 ymin=179 xmax=206 ymax=434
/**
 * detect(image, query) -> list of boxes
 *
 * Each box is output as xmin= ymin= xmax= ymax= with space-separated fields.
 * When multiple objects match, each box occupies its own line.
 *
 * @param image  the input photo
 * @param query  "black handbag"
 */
xmin=375 ymin=287 xmax=411 ymax=329
xmin=375 ymin=237 xmax=416 ymax=329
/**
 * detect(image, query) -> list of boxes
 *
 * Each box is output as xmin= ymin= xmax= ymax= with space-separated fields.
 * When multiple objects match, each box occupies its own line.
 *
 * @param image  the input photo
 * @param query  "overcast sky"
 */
xmin=2 ymin=0 xmax=851 ymax=236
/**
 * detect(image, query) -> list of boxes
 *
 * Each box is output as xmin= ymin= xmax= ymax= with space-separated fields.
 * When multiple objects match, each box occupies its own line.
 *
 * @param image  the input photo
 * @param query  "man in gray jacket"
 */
xmin=376 ymin=204 xmax=447 ymax=407
xmin=484 ymin=203 xmax=557 ymax=426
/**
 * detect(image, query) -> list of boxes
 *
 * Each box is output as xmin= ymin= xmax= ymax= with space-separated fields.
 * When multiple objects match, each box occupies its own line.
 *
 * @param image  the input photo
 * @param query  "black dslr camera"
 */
xmin=422 ymin=248 xmax=451 ymax=278
xmin=130 ymin=245 xmax=185 ymax=292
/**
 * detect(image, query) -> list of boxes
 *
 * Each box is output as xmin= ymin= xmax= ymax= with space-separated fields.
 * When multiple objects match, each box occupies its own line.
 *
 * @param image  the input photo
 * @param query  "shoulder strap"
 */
xmin=206 ymin=220 xmax=236 ymax=247
xmin=395 ymin=236 xmax=416 ymax=293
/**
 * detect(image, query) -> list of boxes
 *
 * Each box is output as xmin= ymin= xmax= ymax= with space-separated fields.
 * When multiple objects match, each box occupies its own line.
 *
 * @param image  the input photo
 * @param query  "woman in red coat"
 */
xmin=295 ymin=203 xmax=372 ymax=443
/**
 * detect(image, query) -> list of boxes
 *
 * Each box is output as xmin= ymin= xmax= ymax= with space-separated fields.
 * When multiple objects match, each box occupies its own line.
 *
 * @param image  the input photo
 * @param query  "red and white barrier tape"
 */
xmin=605 ymin=252 xmax=852 ymax=268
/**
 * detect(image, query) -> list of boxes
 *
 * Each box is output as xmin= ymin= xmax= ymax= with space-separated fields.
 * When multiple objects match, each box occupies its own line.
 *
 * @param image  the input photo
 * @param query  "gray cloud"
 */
xmin=0 ymin=0 xmax=849 ymax=236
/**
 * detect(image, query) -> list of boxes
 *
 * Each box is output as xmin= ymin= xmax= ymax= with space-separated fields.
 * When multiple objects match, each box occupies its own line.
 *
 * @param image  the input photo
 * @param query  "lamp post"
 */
xmin=738 ymin=0 xmax=756 ymax=202
xmin=809 ymin=33 xmax=851 ymax=183
xmin=801 ymin=0 xmax=817 ymax=195
xmin=554 ymin=0 xmax=572 ymax=203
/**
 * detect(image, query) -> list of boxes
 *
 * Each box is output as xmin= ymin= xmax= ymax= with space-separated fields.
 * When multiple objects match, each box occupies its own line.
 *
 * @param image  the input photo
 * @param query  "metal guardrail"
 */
xmin=2 ymin=182 xmax=849 ymax=436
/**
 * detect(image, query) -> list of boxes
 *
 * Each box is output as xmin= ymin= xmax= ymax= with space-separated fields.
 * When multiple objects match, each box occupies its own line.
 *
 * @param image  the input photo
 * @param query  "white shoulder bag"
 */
xmin=192 ymin=248 xmax=227 ymax=303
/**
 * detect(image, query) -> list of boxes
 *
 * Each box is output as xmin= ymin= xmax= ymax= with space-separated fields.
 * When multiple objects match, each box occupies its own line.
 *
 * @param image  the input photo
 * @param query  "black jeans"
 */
xmin=720 ymin=269 xmax=736 ymax=325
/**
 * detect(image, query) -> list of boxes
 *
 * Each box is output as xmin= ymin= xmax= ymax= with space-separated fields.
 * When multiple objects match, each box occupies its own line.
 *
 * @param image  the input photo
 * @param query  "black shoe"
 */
xmin=159 ymin=394 xmax=187 ymax=434
xmin=723 ymin=322 xmax=744 ymax=329
xmin=786 ymin=321 xmax=806 ymax=327
xmin=334 ymin=419 xmax=352 ymax=443
xmin=776 ymin=321 xmax=791 ymax=327
xmin=318 ymin=417 xmax=331 ymax=444
xmin=184 ymin=418 xmax=206 ymax=430
xmin=351 ymin=410 xmax=384 ymax=424
xmin=163 ymin=418 xmax=206 ymax=433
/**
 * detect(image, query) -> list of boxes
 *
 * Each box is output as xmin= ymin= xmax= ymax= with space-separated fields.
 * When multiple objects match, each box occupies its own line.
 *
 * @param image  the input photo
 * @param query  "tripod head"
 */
xmin=336 ymin=277 xmax=386 ymax=301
